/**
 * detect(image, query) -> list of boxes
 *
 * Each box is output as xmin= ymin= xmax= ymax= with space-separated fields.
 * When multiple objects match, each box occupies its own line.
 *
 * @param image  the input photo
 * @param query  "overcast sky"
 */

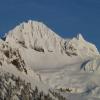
xmin=0 ymin=0 xmax=100 ymax=49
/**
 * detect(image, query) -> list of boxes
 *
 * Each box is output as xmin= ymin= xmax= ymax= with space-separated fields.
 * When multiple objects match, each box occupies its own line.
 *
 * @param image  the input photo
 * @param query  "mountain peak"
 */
xmin=77 ymin=33 xmax=85 ymax=41
xmin=27 ymin=20 xmax=43 ymax=25
xmin=0 ymin=20 xmax=100 ymax=100
xmin=6 ymin=20 xmax=64 ymax=53
xmin=5 ymin=20 xmax=99 ymax=57
xmin=6 ymin=20 xmax=59 ymax=38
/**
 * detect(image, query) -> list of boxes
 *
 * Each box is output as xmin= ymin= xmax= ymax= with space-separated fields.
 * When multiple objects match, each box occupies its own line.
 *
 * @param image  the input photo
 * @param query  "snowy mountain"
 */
xmin=6 ymin=20 xmax=99 ymax=57
xmin=0 ymin=20 xmax=100 ymax=100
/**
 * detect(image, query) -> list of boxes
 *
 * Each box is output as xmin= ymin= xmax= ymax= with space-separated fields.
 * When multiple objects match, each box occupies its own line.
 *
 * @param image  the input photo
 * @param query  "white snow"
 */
xmin=0 ymin=20 xmax=100 ymax=100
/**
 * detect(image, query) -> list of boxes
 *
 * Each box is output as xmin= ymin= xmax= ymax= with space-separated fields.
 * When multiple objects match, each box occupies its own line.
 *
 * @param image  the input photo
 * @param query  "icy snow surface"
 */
xmin=0 ymin=20 xmax=100 ymax=100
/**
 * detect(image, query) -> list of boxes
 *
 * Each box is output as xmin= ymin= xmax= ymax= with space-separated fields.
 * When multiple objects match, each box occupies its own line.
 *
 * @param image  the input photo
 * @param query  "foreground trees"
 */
xmin=0 ymin=72 xmax=67 ymax=100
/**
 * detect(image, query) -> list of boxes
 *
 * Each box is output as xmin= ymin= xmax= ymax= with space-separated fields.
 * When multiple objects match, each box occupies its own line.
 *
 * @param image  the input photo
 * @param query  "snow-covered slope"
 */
xmin=82 ymin=56 xmax=100 ymax=72
xmin=6 ymin=20 xmax=99 ymax=57
xmin=0 ymin=20 xmax=100 ymax=100
xmin=65 ymin=34 xmax=99 ymax=58
xmin=6 ymin=20 xmax=64 ymax=53
xmin=0 ymin=39 xmax=53 ymax=98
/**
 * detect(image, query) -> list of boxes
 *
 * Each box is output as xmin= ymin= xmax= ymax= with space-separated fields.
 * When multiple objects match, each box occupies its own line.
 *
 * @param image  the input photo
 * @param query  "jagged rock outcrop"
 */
xmin=82 ymin=57 xmax=100 ymax=72
xmin=6 ymin=20 xmax=64 ymax=53
xmin=5 ymin=20 xmax=99 ymax=57
xmin=64 ymin=34 xmax=99 ymax=57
